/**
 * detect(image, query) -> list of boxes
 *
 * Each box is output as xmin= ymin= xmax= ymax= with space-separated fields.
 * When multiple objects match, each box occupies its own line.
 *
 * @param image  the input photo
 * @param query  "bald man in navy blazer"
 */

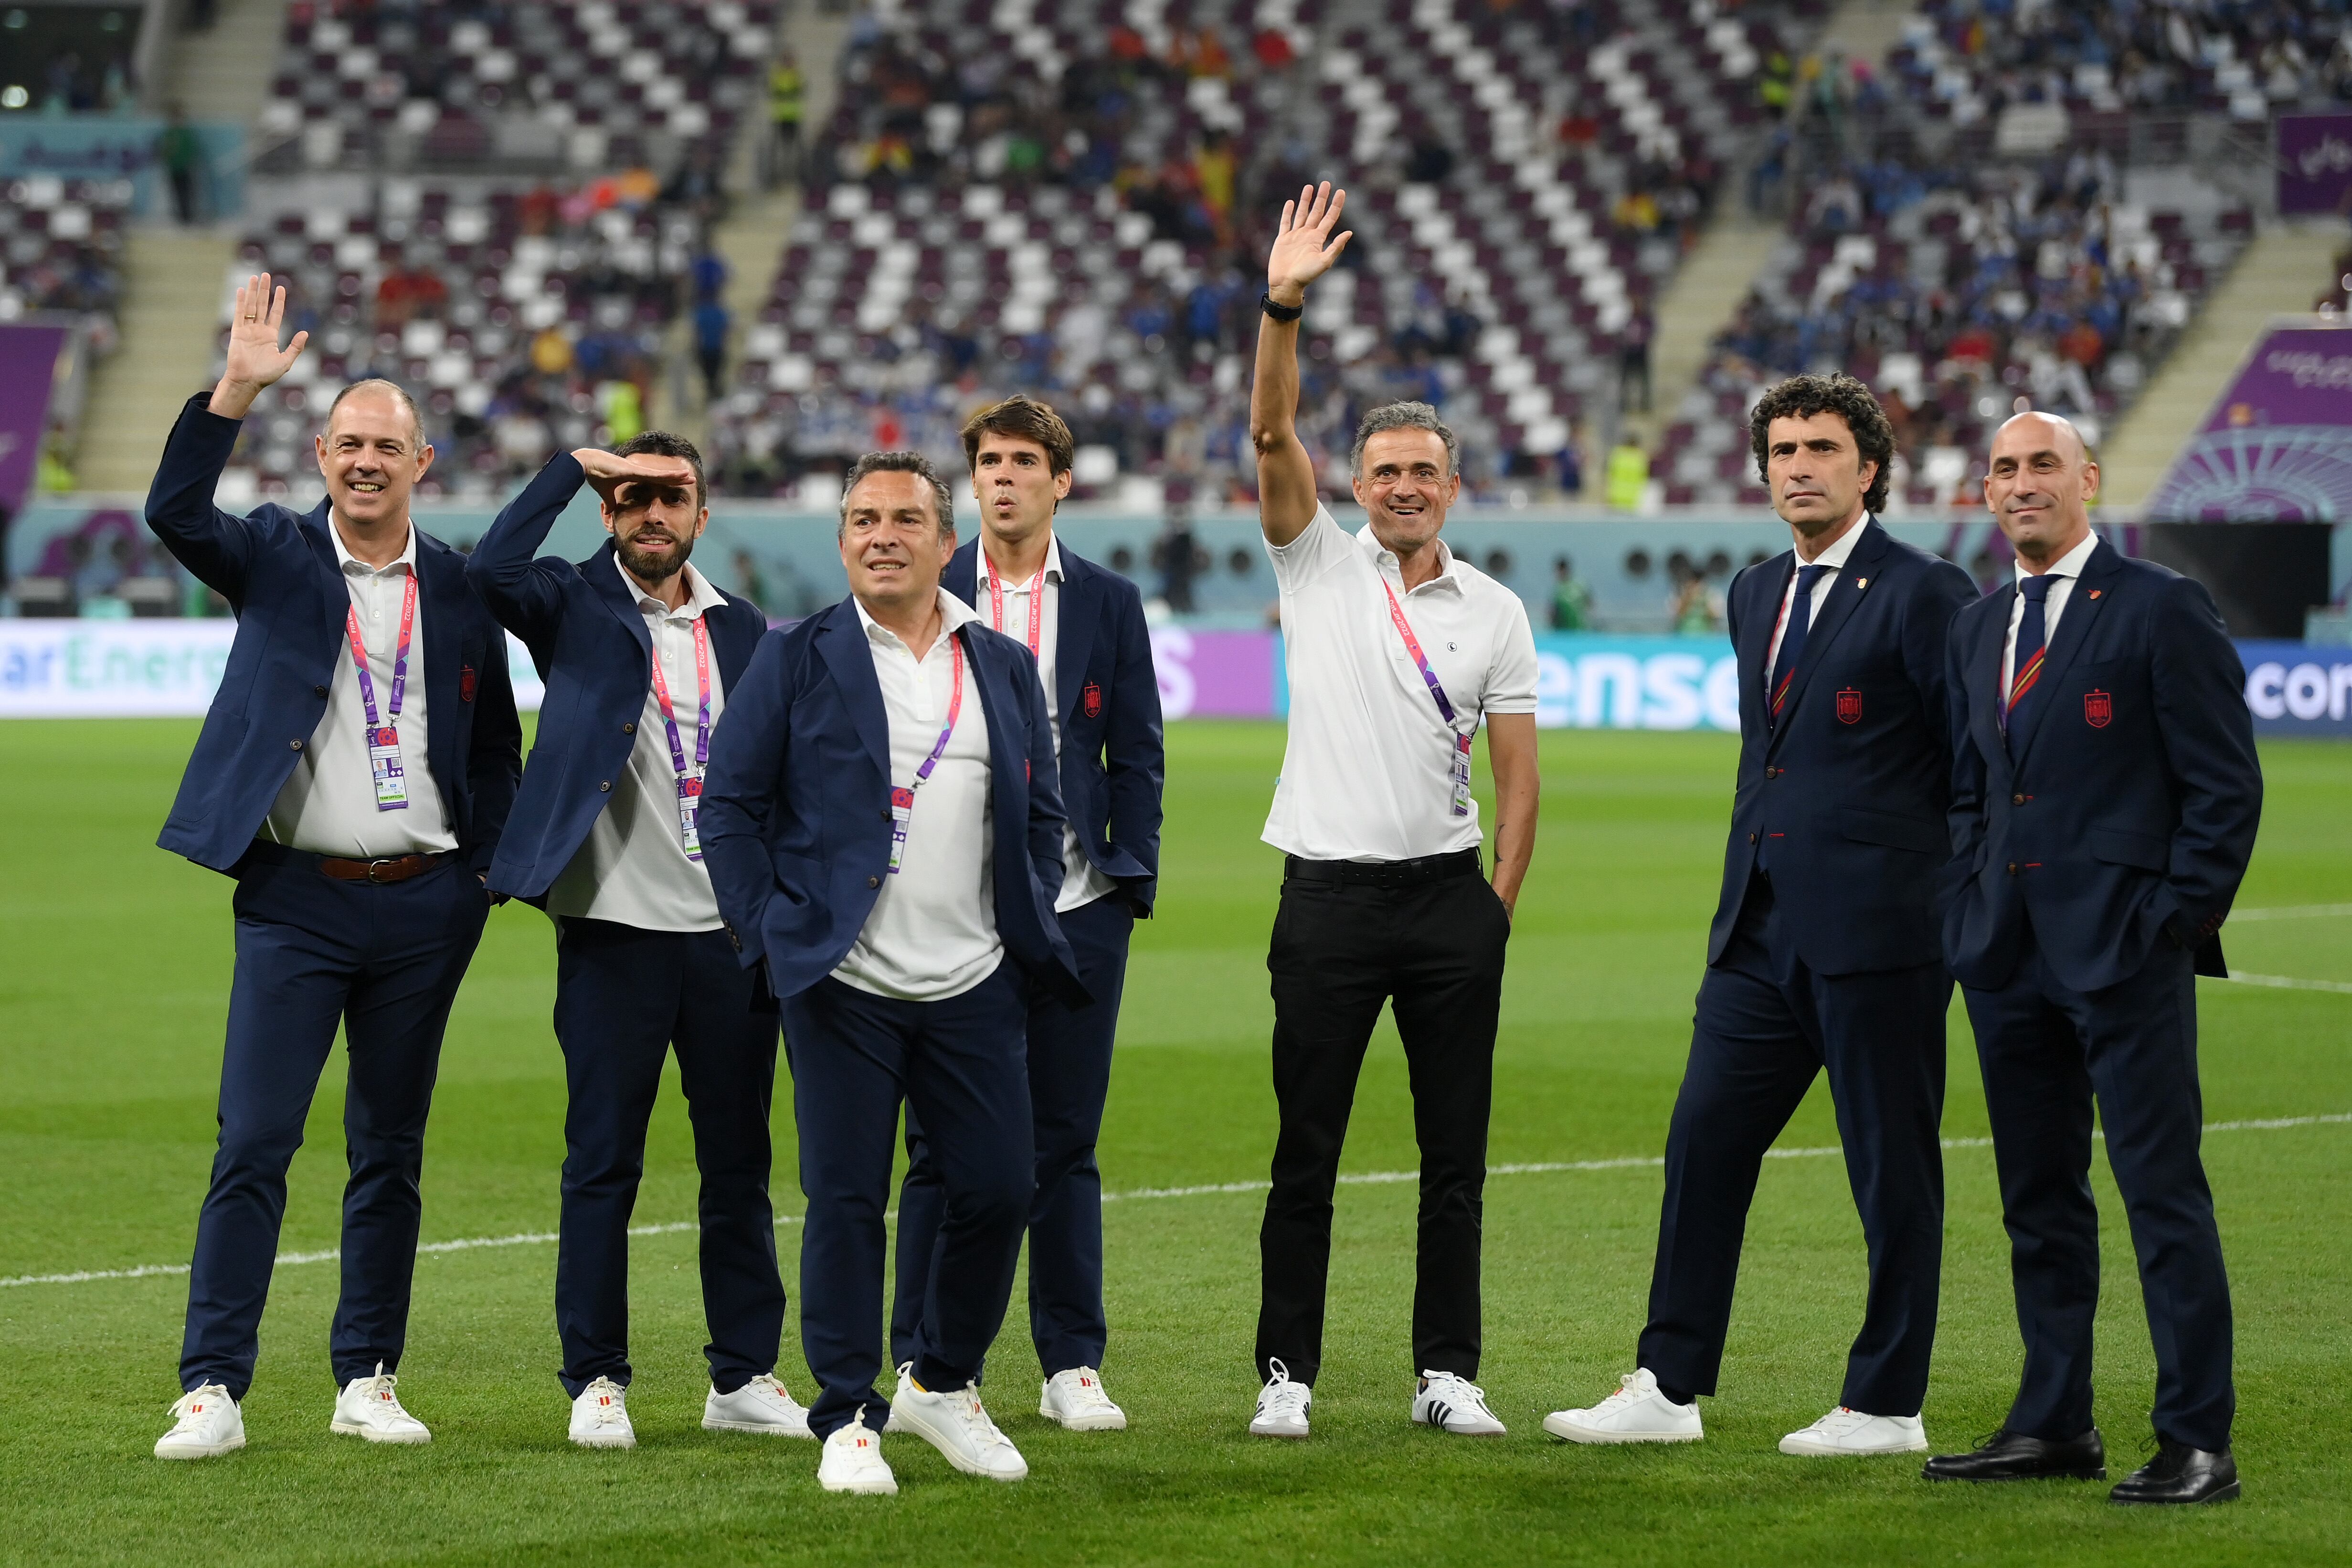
xmin=1923 ymin=413 xmax=2261 ymax=1505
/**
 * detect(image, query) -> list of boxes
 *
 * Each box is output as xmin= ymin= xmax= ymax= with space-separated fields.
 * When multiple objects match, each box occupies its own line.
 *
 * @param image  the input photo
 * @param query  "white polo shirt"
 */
xmin=974 ymin=533 xmax=1120 ymax=913
xmin=1262 ymin=504 xmax=1539 ymax=862
xmin=2001 ymin=528 xmax=2100 ymax=696
xmin=834 ymin=589 xmax=1001 ymax=1001
xmin=263 ymin=520 xmax=458 ymax=858
xmin=545 ymin=557 xmax=729 ymax=932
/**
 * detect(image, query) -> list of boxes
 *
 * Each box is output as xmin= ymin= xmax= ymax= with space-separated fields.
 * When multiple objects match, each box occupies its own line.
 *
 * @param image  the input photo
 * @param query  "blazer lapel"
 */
xmin=2010 ymin=538 xmax=2119 ymax=767
xmin=1740 ymin=554 xmax=1790 ymax=744
xmin=943 ymin=540 xmax=979 ymax=610
xmin=1766 ymin=519 xmax=1887 ymax=755
xmin=815 ymin=599 xmax=892 ymax=783
xmin=583 ymin=540 xmax=656 ymax=666
xmin=300 ymin=505 xmax=349 ymax=657
xmin=414 ymin=535 xmax=464 ymax=808
xmin=1054 ymin=549 xmax=1099 ymax=726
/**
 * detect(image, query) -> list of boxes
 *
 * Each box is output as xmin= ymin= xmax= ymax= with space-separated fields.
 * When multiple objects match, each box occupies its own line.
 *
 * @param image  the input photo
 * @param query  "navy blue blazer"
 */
xmin=700 ymin=596 xmax=1088 ymax=1007
xmin=466 ymin=452 xmax=769 ymax=902
xmin=1941 ymin=539 xmax=2262 ymax=993
xmin=1709 ymin=517 xmax=1978 ymax=976
xmin=142 ymin=393 xmax=520 ymax=876
xmin=943 ymin=538 xmax=1165 ymax=913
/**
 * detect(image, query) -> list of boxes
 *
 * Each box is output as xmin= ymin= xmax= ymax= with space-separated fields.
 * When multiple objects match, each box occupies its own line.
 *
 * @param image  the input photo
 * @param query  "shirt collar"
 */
xmin=614 ymin=552 xmax=724 ymax=621
xmin=1801 ymin=514 xmax=1869 ymax=573
xmin=977 ymin=533 xmax=1062 ymax=591
xmin=1354 ymin=521 xmax=1461 ymax=594
xmin=2013 ymin=528 xmax=2100 ymax=587
xmin=854 ymin=586 xmax=981 ymax=649
xmin=330 ymin=518 xmax=417 ymax=576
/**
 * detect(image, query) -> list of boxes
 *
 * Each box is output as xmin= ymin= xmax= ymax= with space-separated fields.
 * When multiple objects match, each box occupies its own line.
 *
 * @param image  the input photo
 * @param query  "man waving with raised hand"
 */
xmin=1242 ymin=183 xmax=1541 ymax=1441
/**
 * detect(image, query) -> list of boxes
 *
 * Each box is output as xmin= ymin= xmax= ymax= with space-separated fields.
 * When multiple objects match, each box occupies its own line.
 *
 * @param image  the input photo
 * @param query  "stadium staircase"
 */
xmin=2098 ymin=224 xmax=2348 ymax=511
xmin=71 ymin=0 xmax=286 ymax=494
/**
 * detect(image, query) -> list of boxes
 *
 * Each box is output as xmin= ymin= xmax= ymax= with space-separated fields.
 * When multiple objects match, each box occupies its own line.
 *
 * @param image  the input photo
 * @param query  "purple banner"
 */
xmin=2277 ymin=113 xmax=2352 ymax=217
xmin=1149 ymin=628 xmax=1275 ymax=719
xmin=0 ymin=324 xmax=70 ymax=517
xmin=2142 ymin=326 xmax=2352 ymax=521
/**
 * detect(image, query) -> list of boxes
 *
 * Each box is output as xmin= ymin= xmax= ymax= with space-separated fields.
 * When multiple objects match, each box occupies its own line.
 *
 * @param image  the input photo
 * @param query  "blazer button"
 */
xmin=2007 ymin=862 xmax=2019 ymax=876
xmin=1764 ymin=766 xmax=1778 ymax=779
xmin=2012 ymin=793 xmax=2025 ymax=805
xmin=623 ymin=721 xmax=636 ymax=734
xmin=599 ymin=781 xmax=612 ymax=792
xmin=867 ymin=875 xmax=880 ymax=888
xmin=289 ymin=739 xmax=304 ymax=751
xmin=313 ymin=684 xmax=328 ymax=698
xmin=1748 ymin=832 xmax=1757 ymax=844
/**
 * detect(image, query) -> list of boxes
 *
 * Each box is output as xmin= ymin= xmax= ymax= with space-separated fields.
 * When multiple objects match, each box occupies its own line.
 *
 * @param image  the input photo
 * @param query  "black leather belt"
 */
xmin=1284 ymin=848 xmax=1482 ymax=888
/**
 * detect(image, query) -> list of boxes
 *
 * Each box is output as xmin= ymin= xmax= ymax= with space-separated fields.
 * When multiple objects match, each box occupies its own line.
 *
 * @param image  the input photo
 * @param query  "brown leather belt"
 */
xmin=314 ymin=851 xmax=454 ymax=884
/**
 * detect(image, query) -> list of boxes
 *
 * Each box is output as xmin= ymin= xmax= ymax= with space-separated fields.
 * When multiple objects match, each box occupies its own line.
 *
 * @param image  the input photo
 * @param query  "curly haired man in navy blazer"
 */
xmin=1923 ymin=413 xmax=2261 ymax=1505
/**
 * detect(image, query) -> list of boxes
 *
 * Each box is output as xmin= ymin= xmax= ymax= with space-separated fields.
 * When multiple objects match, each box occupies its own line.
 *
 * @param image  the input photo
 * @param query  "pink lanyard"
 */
xmin=1380 ymin=578 xmax=1462 ymax=730
xmin=913 ymin=632 xmax=966 ymax=787
xmin=344 ymin=570 xmax=416 ymax=730
xmin=987 ymin=562 xmax=1046 ymax=657
xmin=646 ymin=616 xmax=712 ymax=778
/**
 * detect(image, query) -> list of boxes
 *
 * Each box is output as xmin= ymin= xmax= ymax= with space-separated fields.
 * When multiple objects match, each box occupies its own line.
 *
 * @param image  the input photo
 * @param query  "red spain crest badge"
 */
xmin=460 ymin=664 xmax=478 ymax=703
xmin=1835 ymin=687 xmax=1863 ymax=724
xmin=2084 ymin=689 xmax=2112 ymax=728
xmin=1082 ymin=681 xmax=1103 ymax=719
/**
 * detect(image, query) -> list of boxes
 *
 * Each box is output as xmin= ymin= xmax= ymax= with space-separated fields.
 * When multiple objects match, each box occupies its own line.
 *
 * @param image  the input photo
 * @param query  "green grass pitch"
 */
xmin=1 ymin=718 xmax=2346 ymax=1567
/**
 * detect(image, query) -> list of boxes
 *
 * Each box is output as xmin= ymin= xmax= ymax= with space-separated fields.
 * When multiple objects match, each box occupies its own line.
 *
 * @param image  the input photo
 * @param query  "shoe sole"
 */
xmin=155 ymin=1438 xmax=245 ymax=1460
xmin=1921 ymin=1468 xmax=2107 ymax=1483
xmin=703 ymin=1417 xmax=817 ymax=1438
xmin=1414 ymin=1416 xmax=1506 ymax=1436
xmin=890 ymin=1403 xmax=1029 ymax=1482
xmin=570 ymin=1433 xmax=637 ymax=1450
xmin=2110 ymin=1481 xmax=2239 ymax=1505
xmin=1780 ymin=1439 xmax=1928 ymax=1456
xmin=1039 ymin=1405 xmax=1128 ymax=1432
xmin=819 ymin=1474 xmax=899 ymax=1496
xmin=1543 ymin=1416 xmax=1701 ymax=1444
xmin=329 ymin=1421 xmax=431 ymax=1444
xmin=1249 ymin=1423 xmax=1310 ymax=1439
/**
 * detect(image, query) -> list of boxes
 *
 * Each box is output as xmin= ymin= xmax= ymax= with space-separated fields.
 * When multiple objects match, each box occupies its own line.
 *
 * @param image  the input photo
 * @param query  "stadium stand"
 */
xmin=212 ymin=0 xmax=778 ymax=505
xmin=711 ymin=0 xmax=1828 ymax=503
xmin=0 ymin=176 xmax=128 ymax=344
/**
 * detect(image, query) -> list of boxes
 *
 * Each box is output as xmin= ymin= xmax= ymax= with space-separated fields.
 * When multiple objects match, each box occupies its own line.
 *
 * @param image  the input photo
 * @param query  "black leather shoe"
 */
xmin=1921 ymin=1428 xmax=2107 ymax=1482
xmin=2110 ymin=1439 xmax=2239 ymax=1504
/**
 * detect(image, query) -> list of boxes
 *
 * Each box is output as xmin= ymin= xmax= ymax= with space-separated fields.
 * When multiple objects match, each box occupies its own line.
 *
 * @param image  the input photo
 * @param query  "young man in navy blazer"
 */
xmin=467 ymin=434 xmax=807 ymax=1450
xmin=1548 ymin=375 xmax=1975 ymax=1457
xmin=1923 ymin=413 xmax=2261 ymax=1505
xmin=148 ymin=276 xmax=520 ymax=1460
xmin=888 ymin=395 xmax=1164 ymax=1434
xmin=702 ymin=452 xmax=1088 ymax=1495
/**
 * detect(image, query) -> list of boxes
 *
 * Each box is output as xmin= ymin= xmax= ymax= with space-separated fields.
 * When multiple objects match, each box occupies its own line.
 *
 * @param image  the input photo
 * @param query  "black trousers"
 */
xmin=551 ymin=918 xmax=785 ymax=1398
xmin=893 ymin=892 xmax=1134 ymax=1379
xmin=1962 ymin=933 xmax=2233 ymax=1451
xmin=1257 ymin=853 xmax=1509 ymax=1386
xmin=780 ymin=964 xmax=1033 ymax=1440
xmin=180 ymin=844 xmax=488 ymax=1399
xmin=1637 ymin=875 xmax=1949 ymax=1415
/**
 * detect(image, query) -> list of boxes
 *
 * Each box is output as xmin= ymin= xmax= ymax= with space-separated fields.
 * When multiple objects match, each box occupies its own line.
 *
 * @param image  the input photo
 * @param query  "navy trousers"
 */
xmin=1638 ymin=874 xmax=1949 ymax=1416
xmin=180 ymin=843 xmax=489 ymax=1399
xmin=891 ymin=892 xmax=1134 ymax=1379
xmin=780 ymin=963 xmax=1033 ymax=1440
xmin=1962 ymin=933 xmax=2233 ymax=1451
xmin=551 ymin=918 xmax=785 ymax=1398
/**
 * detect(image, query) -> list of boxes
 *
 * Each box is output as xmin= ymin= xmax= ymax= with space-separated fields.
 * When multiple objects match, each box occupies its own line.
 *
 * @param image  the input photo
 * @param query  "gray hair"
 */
xmin=326 ymin=378 xmax=426 ymax=445
xmin=1350 ymin=401 xmax=1460 ymax=479
xmin=838 ymin=450 xmax=955 ymax=539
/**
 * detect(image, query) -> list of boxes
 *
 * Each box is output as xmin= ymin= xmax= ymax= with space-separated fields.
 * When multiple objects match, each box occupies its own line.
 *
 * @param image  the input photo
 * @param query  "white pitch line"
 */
xmin=5 ymin=1116 xmax=2346 ymax=1293
xmin=2225 ymin=971 xmax=2352 ymax=996
xmin=2228 ymin=904 xmax=2352 ymax=922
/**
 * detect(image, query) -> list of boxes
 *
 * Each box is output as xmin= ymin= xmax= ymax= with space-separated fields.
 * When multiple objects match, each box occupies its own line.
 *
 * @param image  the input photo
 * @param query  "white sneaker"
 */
xmin=817 ymin=1413 xmax=897 ymax=1495
xmin=1249 ymin=1358 xmax=1312 ymax=1439
xmin=1040 ymin=1367 xmax=1127 ymax=1432
xmin=703 ymin=1373 xmax=814 ymax=1438
xmin=1413 ymin=1369 xmax=1507 ymax=1436
xmin=1779 ymin=1406 xmax=1928 ymax=1456
xmin=1543 ymin=1368 xmax=1704 ymax=1444
xmin=155 ymin=1383 xmax=244 ymax=1460
xmin=330 ymin=1362 xmax=431 ymax=1444
xmin=569 ymin=1376 xmax=636 ymax=1450
xmin=889 ymin=1364 xmax=1028 ymax=1482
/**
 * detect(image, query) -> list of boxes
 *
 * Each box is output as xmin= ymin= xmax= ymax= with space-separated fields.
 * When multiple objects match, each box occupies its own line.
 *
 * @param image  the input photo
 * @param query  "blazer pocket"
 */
xmin=2088 ymin=826 xmax=2169 ymax=872
xmin=1836 ymin=805 xmax=1945 ymax=856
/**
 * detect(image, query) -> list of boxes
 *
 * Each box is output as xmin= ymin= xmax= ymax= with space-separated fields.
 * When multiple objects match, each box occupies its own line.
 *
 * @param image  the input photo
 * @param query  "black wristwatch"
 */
xmin=1260 ymin=291 xmax=1303 ymax=322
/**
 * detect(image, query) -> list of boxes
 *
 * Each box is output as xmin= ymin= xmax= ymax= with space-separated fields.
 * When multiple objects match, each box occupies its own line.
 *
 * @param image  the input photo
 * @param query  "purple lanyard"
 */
xmin=343 ymin=571 xmax=416 ymax=728
xmin=1380 ymin=578 xmax=1461 ymax=728
xmin=646 ymin=616 xmax=712 ymax=778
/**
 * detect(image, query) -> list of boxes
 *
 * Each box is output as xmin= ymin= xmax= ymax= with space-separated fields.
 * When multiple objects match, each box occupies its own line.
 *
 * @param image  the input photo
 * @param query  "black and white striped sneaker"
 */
xmin=1412 ymin=1370 xmax=1506 ymax=1436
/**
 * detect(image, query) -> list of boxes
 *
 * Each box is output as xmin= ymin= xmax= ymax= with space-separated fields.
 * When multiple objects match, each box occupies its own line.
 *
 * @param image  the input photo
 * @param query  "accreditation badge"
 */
xmin=369 ymin=724 xmax=410 ymax=810
xmin=677 ymin=773 xmax=704 ymax=860
xmin=886 ymin=786 xmax=915 ymax=875
xmin=1449 ymin=728 xmax=1474 ymax=817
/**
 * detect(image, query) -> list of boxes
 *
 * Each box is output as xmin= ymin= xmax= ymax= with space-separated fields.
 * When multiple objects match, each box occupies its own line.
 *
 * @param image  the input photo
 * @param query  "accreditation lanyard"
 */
xmin=1380 ymin=578 xmax=1473 ymax=817
xmin=987 ymin=562 xmax=1046 ymax=657
xmin=888 ymin=632 xmax=965 ymax=875
xmin=645 ymin=615 xmax=713 ymax=861
xmin=345 ymin=571 xmax=417 ymax=812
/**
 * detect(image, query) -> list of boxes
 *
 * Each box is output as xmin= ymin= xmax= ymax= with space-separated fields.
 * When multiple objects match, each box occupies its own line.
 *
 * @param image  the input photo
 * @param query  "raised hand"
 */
xmin=208 ymin=274 xmax=310 ymax=419
xmin=572 ymin=447 xmax=698 ymax=509
xmin=1266 ymin=181 xmax=1351 ymax=309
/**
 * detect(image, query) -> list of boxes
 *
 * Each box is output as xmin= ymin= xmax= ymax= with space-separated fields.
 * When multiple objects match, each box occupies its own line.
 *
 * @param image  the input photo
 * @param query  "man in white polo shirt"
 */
xmin=1241 ymin=182 xmax=1542 ymax=1441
